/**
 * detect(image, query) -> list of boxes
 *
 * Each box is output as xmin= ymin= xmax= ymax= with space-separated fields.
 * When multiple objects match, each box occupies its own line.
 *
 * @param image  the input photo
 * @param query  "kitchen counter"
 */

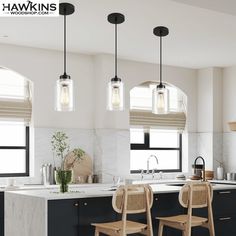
xmin=5 ymin=182 xmax=236 ymax=236
xmin=4 ymin=182 xmax=236 ymax=200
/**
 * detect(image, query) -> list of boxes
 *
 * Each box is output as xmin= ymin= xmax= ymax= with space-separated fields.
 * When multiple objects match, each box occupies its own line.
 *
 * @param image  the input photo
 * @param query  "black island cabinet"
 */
xmin=0 ymin=192 xmax=3 ymax=236
xmin=48 ymin=189 xmax=236 ymax=236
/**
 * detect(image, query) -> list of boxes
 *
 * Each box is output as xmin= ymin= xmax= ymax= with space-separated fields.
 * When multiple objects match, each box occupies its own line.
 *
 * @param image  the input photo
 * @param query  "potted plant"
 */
xmin=51 ymin=131 xmax=84 ymax=193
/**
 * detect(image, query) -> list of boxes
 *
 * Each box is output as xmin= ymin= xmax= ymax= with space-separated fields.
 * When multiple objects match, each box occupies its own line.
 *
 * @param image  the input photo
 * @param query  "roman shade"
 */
xmin=130 ymin=110 xmax=186 ymax=131
xmin=0 ymin=99 xmax=32 ymax=124
xmin=0 ymin=75 xmax=32 ymax=125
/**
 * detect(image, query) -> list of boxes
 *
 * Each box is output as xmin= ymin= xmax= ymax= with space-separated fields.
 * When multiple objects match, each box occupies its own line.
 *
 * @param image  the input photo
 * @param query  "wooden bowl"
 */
xmin=205 ymin=170 xmax=214 ymax=180
xmin=190 ymin=175 xmax=201 ymax=180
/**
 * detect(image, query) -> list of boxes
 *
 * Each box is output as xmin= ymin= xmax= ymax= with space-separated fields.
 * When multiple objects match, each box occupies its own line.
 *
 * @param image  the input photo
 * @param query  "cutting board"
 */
xmin=64 ymin=150 xmax=93 ymax=184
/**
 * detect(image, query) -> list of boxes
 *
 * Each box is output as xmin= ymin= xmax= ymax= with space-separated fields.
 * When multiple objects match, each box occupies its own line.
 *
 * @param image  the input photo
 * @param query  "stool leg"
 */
xmin=94 ymin=228 xmax=99 ymax=236
xmin=185 ymin=225 xmax=191 ymax=236
xmin=158 ymin=221 xmax=164 ymax=236
xmin=208 ymin=224 xmax=215 ymax=236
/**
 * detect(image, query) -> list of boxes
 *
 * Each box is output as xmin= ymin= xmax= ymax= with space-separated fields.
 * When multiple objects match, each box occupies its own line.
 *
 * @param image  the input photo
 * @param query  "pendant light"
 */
xmin=107 ymin=13 xmax=125 ymax=111
xmin=55 ymin=3 xmax=75 ymax=112
xmin=152 ymin=26 xmax=169 ymax=114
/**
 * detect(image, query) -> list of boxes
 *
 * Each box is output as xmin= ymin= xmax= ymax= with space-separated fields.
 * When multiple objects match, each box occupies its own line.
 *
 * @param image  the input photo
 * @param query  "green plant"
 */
xmin=51 ymin=131 xmax=70 ymax=170
xmin=51 ymin=132 xmax=86 ymax=171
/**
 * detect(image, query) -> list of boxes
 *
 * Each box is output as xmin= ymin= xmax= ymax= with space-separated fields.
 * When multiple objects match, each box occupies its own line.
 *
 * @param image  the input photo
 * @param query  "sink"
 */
xmin=102 ymin=187 xmax=117 ymax=191
xmin=165 ymin=183 xmax=185 ymax=187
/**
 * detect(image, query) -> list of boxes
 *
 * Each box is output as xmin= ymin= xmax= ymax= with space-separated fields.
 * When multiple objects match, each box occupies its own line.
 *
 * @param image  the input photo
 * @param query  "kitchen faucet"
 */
xmin=147 ymin=155 xmax=159 ymax=174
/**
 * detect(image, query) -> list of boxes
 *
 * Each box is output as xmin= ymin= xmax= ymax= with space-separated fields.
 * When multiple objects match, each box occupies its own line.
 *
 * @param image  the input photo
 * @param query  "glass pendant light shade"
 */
xmin=55 ymin=75 xmax=74 ymax=111
xmin=107 ymin=77 xmax=124 ymax=111
xmin=152 ymin=84 xmax=169 ymax=114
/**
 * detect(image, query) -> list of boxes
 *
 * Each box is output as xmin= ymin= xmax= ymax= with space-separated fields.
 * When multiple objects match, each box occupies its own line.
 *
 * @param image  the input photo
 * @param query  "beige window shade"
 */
xmin=130 ymin=110 xmax=186 ymax=131
xmin=0 ymin=99 xmax=32 ymax=124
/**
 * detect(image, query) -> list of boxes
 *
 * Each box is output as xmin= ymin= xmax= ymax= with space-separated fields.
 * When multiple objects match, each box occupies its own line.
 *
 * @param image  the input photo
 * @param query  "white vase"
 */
xmin=217 ymin=166 xmax=224 ymax=180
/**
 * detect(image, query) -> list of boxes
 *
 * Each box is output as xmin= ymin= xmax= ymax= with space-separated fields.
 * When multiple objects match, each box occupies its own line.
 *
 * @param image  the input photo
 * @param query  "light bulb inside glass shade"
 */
xmin=60 ymin=85 xmax=70 ymax=106
xmin=55 ymin=78 xmax=74 ymax=111
xmin=107 ymin=79 xmax=124 ymax=111
xmin=152 ymin=86 xmax=169 ymax=114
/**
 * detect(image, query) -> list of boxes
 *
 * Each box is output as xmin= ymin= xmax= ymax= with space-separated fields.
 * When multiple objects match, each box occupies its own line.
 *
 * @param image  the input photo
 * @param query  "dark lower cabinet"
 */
xmin=47 ymin=189 xmax=236 ymax=236
xmin=48 ymin=197 xmax=116 ymax=236
xmin=77 ymin=197 xmax=116 ymax=236
xmin=213 ymin=189 xmax=236 ymax=236
xmin=152 ymin=193 xmax=182 ymax=236
xmin=214 ymin=215 xmax=236 ymax=236
xmin=0 ymin=192 xmax=3 ymax=236
xmin=48 ymin=198 xmax=79 ymax=236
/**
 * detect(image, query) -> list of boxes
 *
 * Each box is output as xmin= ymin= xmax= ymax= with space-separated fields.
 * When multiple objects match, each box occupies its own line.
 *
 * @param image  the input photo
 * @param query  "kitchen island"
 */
xmin=5 ymin=183 xmax=236 ymax=236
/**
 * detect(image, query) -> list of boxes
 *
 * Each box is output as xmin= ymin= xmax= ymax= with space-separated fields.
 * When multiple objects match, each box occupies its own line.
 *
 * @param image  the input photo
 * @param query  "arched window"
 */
xmin=0 ymin=68 xmax=32 ymax=177
xmin=129 ymin=81 xmax=186 ymax=173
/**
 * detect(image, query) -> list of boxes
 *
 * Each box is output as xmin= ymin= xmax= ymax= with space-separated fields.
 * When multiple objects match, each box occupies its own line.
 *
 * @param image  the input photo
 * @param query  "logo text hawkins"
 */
xmin=0 ymin=0 xmax=59 ymax=17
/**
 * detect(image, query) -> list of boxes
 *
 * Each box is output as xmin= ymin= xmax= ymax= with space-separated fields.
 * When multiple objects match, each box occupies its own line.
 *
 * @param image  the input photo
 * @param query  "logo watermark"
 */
xmin=0 ymin=0 xmax=59 ymax=17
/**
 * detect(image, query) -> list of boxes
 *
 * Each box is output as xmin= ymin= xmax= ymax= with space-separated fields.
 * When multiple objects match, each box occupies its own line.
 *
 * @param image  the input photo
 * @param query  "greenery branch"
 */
xmin=51 ymin=131 xmax=85 ymax=171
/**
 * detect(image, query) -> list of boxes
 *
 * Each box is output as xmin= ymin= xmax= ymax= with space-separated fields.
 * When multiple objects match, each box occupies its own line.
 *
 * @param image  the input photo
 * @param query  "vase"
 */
xmin=55 ymin=170 xmax=72 ymax=193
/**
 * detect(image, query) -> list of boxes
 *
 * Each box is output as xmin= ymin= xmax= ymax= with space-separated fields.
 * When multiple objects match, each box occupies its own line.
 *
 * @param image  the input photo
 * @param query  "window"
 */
xmin=130 ymin=83 xmax=185 ymax=112
xmin=130 ymin=81 xmax=186 ymax=173
xmin=0 ymin=68 xmax=32 ymax=177
xmin=130 ymin=128 xmax=182 ymax=173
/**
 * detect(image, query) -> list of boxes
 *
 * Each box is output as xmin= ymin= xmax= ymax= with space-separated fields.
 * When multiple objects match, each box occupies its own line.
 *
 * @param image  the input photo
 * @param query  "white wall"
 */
xmin=0 ymin=43 xmax=94 ymax=129
xmin=223 ymin=66 xmax=236 ymax=132
xmin=196 ymin=68 xmax=223 ymax=171
xmin=223 ymin=66 xmax=236 ymax=172
xmin=0 ymin=44 xmax=199 ymax=184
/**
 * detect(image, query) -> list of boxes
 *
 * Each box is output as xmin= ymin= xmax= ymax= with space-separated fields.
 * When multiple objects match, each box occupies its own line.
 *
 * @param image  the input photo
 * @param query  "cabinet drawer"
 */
xmin=78 ymin=197 xmax=116 ymax=224
xmin=213 ymin=190 xmax=236 ymax=216
xmin=152 ymin=193 xmax=183 ymax=217
xmin=78 ymin=197 xmax=117 ymax=236
xmin=214 ymin=214 xmax=236 ymax=236
xmin=48 ymin=199 xmax=79 ymax=236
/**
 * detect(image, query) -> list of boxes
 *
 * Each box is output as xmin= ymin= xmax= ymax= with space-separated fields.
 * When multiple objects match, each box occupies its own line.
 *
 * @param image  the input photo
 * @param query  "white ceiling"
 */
xmin=0 ymin=0 xmax=236 ymax=68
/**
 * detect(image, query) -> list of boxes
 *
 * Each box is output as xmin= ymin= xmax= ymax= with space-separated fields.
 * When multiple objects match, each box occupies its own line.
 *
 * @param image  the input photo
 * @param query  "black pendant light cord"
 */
xmin=160 ymin=35 xmax=162 ymax=85
xmin=115 ymin=23 xmax=118 ymax=78
xmin=64 ymin=13 xmax=67 ymax=75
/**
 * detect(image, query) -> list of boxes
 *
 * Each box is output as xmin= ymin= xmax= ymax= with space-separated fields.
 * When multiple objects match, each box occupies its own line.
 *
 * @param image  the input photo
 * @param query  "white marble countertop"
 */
xmin=5 ymin=182 xmax=236 ymax=200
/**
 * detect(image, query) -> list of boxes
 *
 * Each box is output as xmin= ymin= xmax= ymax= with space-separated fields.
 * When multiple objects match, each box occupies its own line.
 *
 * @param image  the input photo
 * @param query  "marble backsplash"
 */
xmin=0 ymin=128 xmax=234 ymax=185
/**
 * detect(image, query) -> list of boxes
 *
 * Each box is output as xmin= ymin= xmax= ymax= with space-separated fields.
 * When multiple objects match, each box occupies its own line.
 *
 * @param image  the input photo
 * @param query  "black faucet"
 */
xmin=193 ymin=156 xmax=206 ymax=181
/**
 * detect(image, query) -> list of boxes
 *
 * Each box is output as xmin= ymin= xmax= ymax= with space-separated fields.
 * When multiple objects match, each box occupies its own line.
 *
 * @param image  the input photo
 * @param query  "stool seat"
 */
xmin=157 ymin=214 xmax=208 ymax=227
xmin=92 ymin=220 xmax=147 ymax=234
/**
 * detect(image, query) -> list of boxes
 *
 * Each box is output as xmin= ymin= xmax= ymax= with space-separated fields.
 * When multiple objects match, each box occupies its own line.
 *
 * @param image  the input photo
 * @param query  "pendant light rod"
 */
xmin=153 ymin=26 xmax=169 ymax=86
xmin=108 ymin=13 xmax=125 ymax=79
xmin=160 ymin=35 xmax=162 ymax=84
xmin=64 ymin=13 xmax=67 ymax=75
xmin=59 ymin=3 xmax=75 ymax=77
xmin=115 ymin=23 xmax=117 ymax=77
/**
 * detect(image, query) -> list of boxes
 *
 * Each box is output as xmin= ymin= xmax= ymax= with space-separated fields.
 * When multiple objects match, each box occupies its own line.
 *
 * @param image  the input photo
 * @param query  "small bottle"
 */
xmin=88 ymin=175 xmax=93 ymax=184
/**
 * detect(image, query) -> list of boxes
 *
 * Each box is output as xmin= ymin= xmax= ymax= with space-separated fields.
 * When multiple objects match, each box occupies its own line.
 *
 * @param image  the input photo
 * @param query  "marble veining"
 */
xmin=5 ymin=192 xmax=46 ymax=236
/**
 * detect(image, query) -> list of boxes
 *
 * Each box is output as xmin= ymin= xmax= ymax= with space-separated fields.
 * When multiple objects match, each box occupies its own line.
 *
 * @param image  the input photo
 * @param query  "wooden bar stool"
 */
xmin=157 ymin=182 xmax=215 ymax=236
xmin=92 ymin=184 xmax=154 ymax=236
